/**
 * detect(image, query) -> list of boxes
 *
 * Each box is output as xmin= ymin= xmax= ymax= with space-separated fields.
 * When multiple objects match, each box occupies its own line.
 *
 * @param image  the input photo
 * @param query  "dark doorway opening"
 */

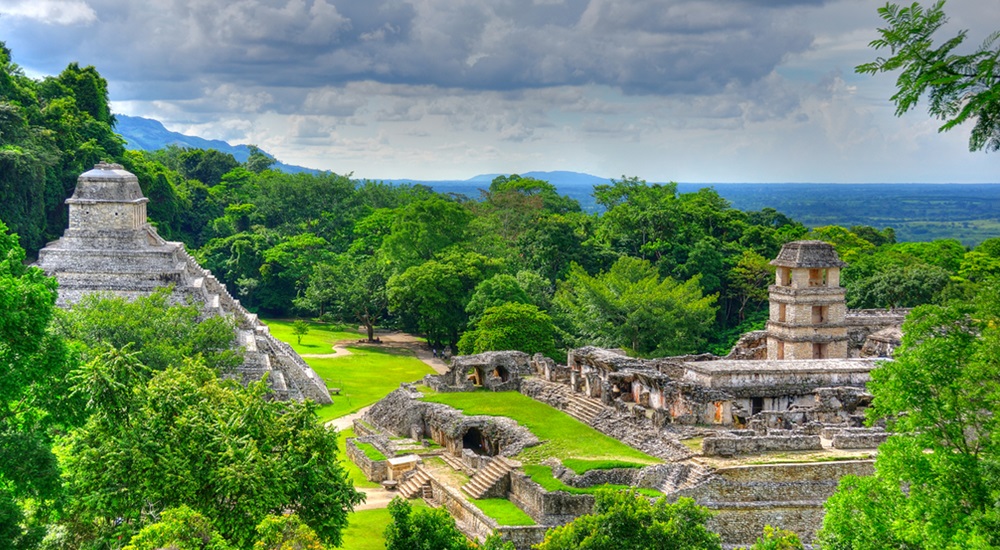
xmin=462 ymin=427 xmax=496 ymax=456
xmin=751 ymin=397 xmax=764 ymax=416
xmin=492 ymin=366 xmax=510 ymax=382
xmin=467 ymin=367 xmax=484 ymax=386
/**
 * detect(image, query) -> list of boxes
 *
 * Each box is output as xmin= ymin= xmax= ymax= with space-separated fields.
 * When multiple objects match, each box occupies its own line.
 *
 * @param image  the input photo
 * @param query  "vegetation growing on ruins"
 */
xmin=522 ymin=465 xmax=663 ymax=498
xmin=561 ymin=458 xmax=648 ymax=474
xmin=470 ymin=499 xmax=536 ymax=526
xmin=419 ymin=389 xmax=658 ymax=465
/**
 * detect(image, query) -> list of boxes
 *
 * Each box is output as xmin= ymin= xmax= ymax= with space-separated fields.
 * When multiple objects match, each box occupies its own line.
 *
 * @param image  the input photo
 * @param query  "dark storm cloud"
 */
xmin=2 ymin=0 xmax=828 ymax=100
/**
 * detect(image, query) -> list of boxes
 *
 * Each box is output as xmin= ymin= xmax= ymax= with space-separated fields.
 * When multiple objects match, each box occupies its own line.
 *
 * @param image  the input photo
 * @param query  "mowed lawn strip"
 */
xmin=419 ymin=390 xmax=659 ymax=465
xmin=341 ymin=501 xmax=430 ymax=550
xmin=471 ymin=499 xmax=536 ymax=526
xmin=524 ymin=464 xmax=662 ymax=498
xmin=262 ymin=318 xmax=360 ymax=355
xmin=308 ymin=346 xmax=435 ymax=421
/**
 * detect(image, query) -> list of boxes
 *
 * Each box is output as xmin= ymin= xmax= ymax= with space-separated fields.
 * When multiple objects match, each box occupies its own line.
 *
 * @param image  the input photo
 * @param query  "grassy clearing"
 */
xmin=337 ymin=428 xmax=380 ymax=489
xmin=262 ymin=318 xmax=360 ymax=355
xmin=418 ymin=389 xmax=658 ymax=465
xmin=524 ymin=464 xmax=662 ymax=498
xmin=340 ymin=500 xmax=430 ymax=550
xmin=472 ymin=499 xmax=536 ymax=526
xmin=308 ymin=346 xmax=435 ymax=421
xmin=265 ymin=318 xmax=434 ymax=422
xmin=562 ymin=458 xmax=648 ymax=474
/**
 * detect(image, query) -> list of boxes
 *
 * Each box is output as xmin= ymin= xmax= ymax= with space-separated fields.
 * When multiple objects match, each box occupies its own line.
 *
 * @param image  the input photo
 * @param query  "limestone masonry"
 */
xmin=35 ymin=163 xmax=331 ymax=404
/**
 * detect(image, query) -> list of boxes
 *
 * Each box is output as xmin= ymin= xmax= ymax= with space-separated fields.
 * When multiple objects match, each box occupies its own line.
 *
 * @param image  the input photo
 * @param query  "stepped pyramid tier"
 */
xmin=36 ymin=163 xmax=332 ymax=404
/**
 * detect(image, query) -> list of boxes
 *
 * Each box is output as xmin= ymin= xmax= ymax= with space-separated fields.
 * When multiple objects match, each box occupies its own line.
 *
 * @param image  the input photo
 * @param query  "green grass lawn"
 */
xmin=337 ymin=428 xmax=380 ymax=489
xmin=308 ymin=346 xmax=435 ymax=422
xmin=340 ymin=501 xmax=430 ymax=550
xmin=264 ymin=318 xmax=436 ymax=422
xmin=356 ymin=441 xmax=388 ymax=461
xmin=419 ymin=389 xmax=659 ymax=466
xmin=523 ymin=464 xmax=662 ymax=497
xmin=561 ymin=458 xmax=648 ymax=474
xmin=261 ymin=318 xmax=361 ymax=355
xmin=472 ymin=499 xmax=536 ymax=526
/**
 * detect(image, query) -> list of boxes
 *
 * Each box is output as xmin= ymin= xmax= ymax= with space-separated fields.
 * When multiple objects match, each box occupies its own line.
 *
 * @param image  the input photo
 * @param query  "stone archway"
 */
xmin=461 ymin=426 xmax=497 ymax=456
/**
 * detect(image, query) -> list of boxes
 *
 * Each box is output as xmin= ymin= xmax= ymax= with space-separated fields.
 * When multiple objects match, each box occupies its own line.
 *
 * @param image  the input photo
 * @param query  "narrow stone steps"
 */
xmin=421 ymin=484 xmax=434 ymax=501
xmin=529 ymin=377 xmax=606 ymax=425
xmin=658 ymin=462 xmax=715 ymax=495
xmin=440 ymin=453 xmax=466 ymax=473
xmin=398 ymin=469 xmax=432 ymax=499
xmin=564 ymin=392 xmax=605 ymax=424
xmin=462 ymin=456 xmax=515 ymax=499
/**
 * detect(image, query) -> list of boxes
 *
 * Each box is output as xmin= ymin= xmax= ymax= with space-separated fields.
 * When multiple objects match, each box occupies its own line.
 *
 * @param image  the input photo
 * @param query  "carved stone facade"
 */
xmin=35 ymin=163 xmax=331 ymax=404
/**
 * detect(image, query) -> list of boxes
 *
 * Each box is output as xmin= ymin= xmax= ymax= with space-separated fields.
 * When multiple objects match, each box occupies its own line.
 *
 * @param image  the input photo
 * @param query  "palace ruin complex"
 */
xmin=35 ymin=163 xmax=331 ymax=404
xmin=352 ymin=240 xmax=905 ymax=548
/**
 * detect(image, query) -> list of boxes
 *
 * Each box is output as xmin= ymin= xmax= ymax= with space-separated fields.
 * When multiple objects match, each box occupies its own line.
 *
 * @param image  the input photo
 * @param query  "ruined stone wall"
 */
xmin=426 ymin=351 xmax=532 ymax=392
xmin=344 ymin=437 xmax=389 ymax=482
xmin=725 ymin=330 xmax=768 ymax=360
xmin=671 ymin=460 xmax=875 ymax=545
xmin=702 ymin=434 xmax=822 ymax=456
xmin=508 ymin=471 xmax=594 ymax=525
xmin=363 ymin=386 xmax=540 ymax=457
xmin=845 ymin=309 xmax=908 ymax=355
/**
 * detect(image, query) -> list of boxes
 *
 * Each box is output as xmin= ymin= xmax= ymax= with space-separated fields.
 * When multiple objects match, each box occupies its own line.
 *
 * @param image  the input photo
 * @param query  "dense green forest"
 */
xmin=4 ymin=42 xmax=1000 ymax=360
xmin=3 ymin=43 xmax=1000 ymax=549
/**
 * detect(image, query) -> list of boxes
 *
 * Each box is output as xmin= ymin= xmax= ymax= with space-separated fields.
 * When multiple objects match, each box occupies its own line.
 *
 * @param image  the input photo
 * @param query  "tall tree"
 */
xmin=59 ymin=358 xmax=363 ymax=548
xmin=384 ymin=498 xmax=474 ymax=550
xmin=536 ymin=491 xmax=721 ymax=550
xmin=818 ymin=282 xmax=1000 ymax=548
xmin=857 ymin=1 xmax=1000 ymax=152
xmin=387 ymin=252 xmax=496 ymax=349
xmin=554 ymin=257 xmax=716 ymax=357
xmin=457 ymin=302 xmax=559 ymax=360
xmin=0 ymin=219 xmax=69 ymax=549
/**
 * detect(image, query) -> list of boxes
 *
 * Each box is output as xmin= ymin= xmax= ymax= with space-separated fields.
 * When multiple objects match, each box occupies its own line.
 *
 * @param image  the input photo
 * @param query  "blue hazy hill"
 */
xmin=114 ymin=115 xmax=322 ymax=175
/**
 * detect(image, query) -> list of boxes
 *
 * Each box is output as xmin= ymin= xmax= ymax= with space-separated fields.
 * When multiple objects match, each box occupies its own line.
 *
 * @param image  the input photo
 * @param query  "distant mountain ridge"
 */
xmin=113 ymin=115 xmax=1000 ymax=245
xmin=114 ymin=115 xmax=322 ymax=175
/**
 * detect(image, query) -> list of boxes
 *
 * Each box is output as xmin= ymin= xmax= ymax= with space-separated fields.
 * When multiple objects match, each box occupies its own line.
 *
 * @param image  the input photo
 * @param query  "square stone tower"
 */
xmin=766 ymin=240 xmax=849 ymax=360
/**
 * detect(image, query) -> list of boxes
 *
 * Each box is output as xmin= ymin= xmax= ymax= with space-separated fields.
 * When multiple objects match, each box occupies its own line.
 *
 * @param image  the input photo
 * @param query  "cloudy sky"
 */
xmin=1 ymin=0 xmax=997 ymax=182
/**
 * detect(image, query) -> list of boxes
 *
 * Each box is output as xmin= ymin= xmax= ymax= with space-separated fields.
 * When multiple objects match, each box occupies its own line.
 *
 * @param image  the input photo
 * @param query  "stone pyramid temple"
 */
xmin=36 ymin=163 xmax=332 ymax=404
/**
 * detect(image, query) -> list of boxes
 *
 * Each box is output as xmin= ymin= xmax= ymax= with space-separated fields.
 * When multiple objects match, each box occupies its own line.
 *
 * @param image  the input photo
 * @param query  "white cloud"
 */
xmin=0 ymin=0 xmax=97 ymax=25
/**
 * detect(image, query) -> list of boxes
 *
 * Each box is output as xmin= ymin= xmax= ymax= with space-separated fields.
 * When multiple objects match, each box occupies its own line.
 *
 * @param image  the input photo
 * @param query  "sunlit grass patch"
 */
xmin=418 ymin=390 xmax=658 ymax=465
xmin=309 ymin=346 xmax=435 ymax=421
xmin=337 ymin=428 xmax=380 ymax=489
xmin=262 ymin=318 xmax=361 ymax=355
xmin=341 ymin=500 xmax=430 ymax=550
xmin=471 ymin=499 xmax=535 ymax=526
xmin=523 ymin=464 xmax=662 ymax=497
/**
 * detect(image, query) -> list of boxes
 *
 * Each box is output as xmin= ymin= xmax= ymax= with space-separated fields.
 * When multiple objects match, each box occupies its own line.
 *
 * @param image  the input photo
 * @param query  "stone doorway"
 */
xmin=461 ymin=427 xmax=497 ymax=456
